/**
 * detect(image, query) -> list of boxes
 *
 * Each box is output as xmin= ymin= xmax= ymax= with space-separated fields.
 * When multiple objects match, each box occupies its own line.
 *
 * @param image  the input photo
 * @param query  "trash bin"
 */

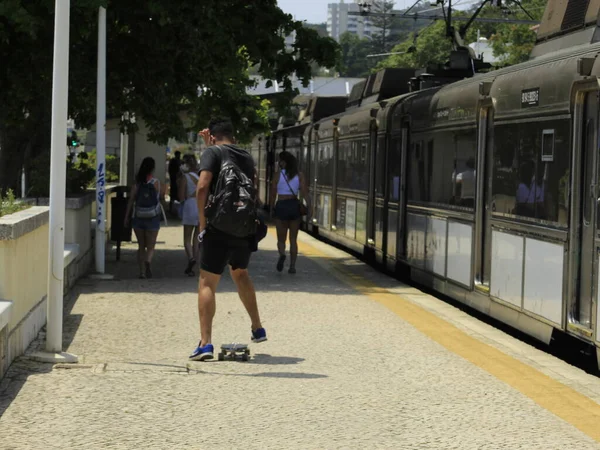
xmin=111 ymin=186 xmax=132 ymax=261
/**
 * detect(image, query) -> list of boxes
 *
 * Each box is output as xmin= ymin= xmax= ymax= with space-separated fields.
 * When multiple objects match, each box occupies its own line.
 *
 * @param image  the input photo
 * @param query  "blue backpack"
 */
xmin=135 ymin=180 xmax=161 ymax=219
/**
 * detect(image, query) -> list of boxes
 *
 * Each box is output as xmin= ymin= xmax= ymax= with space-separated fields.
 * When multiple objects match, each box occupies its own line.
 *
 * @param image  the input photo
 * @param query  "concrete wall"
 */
xmin=0 ymin=190 xmax=118 ymax=379
xmin=0 ymin=207 xmax=50 ymax=377
xmin=0 ymin=208 xmax=49 ymax=331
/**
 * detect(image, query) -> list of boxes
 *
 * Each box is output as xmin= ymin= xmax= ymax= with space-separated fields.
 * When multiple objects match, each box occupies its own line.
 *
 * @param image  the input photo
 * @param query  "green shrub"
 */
xmin=27 ymin=149 xmax=120 ymax=197
xmin=0 ymin=189 xmax=29 ymax=218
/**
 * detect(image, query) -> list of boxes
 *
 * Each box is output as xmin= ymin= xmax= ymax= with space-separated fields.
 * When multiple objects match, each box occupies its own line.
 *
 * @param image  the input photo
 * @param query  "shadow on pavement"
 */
xmin=188 ymin=369 xmax=328 ymax=380
xmin=0 ymin=360 xmax=54 ymax=420
xmin=251 ymin=354 xmax=304 ymax=365
xmin=79 ymin=244 xmax=358 ymax=296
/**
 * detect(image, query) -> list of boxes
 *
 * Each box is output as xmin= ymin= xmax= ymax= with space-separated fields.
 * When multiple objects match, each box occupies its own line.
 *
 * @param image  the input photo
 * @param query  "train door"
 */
xmin=373 ymin=132 xmax=386 ymax=263
xmin=474 ymin=105 xmax=494 ymax=289
xmin=385 ymin=127 xmax=405 ymax=271
xmin=367 ymin=120 xmax=378 ymax=251
xmin=569 ymin=90 xmax=599 ymax=335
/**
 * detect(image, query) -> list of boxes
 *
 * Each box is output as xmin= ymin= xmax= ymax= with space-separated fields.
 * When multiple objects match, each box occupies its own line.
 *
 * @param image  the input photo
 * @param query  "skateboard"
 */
xmin=218 ymin=343 xmax=250 ymax=362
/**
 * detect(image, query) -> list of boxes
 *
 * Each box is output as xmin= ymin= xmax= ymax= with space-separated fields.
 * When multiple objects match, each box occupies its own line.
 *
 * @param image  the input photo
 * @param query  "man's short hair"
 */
xmin=175 ymin=151 xmax=181 ymax=158
xmin=208 ymin=118 xmax=235 ymax=141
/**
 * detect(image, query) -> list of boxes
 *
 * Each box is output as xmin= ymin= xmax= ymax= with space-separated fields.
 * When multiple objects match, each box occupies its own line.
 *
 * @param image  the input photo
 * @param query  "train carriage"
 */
xmin=253 ymin=0 xmax=600 ymax=366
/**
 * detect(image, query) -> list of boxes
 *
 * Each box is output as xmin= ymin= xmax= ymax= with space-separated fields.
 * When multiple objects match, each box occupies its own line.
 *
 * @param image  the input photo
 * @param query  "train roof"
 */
xmin=390 ymin=39 xmax=600 ymax=129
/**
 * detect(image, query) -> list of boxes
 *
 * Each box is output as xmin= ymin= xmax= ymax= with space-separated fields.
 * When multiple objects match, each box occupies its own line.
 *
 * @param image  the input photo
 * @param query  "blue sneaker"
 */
xmin=251 ymin=327 xmax=267 ymax=343
xmin=189 ymin=343 xmax=214 ymax=361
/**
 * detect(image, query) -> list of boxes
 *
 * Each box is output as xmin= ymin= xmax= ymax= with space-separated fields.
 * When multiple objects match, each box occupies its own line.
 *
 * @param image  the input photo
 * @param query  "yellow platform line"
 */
xmin=284 ymin=230 xmax=600 ymax=442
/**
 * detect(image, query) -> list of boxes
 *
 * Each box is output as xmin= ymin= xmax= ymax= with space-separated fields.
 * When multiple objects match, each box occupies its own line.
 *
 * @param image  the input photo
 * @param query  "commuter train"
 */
xmin=250 ymin=2 xmax=600 ymax=366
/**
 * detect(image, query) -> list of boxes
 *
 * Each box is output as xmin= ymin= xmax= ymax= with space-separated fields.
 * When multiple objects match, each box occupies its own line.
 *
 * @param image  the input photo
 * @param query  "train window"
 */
xmin=338 ymin=139 xmax=369 ymax=192
xmin=388 ymin=136 xmax=402 ymax=202
xmin=317 ymin=142 xmax=334 ymax=187
xmin=375 ymin=137 xmax=386 ymax=196
xmin=407 ymin=129 xmax=477 ymax=210
xmin=542 ymin=130 xmax=554 ymax=162
xmin=492 ymin=120 xmax=570 ymax=226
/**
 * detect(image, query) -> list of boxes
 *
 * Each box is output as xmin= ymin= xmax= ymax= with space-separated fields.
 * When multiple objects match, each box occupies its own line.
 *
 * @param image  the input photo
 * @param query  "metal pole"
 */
xmin=95 ymin=7 xmax=106 ymax=274
xmin=21 ymin=167 xmax=26 ymax=199
xmin=46 ymin=0 xmax=70 ymax=353
xmin=119 ymin=126 xmax=128 ymax=186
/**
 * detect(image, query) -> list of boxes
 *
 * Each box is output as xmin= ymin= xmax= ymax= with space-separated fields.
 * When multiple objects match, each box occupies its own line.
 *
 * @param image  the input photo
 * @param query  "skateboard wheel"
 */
xmin=241 ymin=354 xmax=249 ymax=362
xmin=218 ymin=352 xmax=224 ymax=361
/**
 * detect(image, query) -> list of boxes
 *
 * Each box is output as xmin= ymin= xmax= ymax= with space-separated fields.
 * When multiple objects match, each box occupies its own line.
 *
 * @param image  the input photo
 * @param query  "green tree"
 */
xmin=0 ymin=1 xmax=340 ymax=191
xmin=368 ymin=0 xmax=396 ymax=53
xmin=489 ymin=0 xmax=546 ymax=66
xmin=376 ymin=21 xmax=453 ymax=69
xmin=339 ymin=32 xmax=373 ymax=77
xmin=305 ymin=22 xmax=328 ymax=38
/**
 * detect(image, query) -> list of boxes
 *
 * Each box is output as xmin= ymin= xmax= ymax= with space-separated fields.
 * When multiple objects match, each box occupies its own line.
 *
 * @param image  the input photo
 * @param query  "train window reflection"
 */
xmin=542 ymin=130 xmax=554 ymax=162
xmin=388 ymin=137 xmax=402 ymax=202
xmin=337 ymin=139 xmax=369 ymax=192
xmin=375 ymin=137 xmax=386 ymax=196
xmin=406 ymin=129 xmax=477 ymax=210
xmin=317 ymin=142 xmax=334 ymax=187
xmin=492 ymin=120 xmax=570 ymax=226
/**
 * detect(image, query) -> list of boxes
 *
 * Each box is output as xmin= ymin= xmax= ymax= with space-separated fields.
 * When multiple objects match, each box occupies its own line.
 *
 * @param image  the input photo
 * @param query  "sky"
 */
xmin=276 ymin=0 xmax=409 ymax=24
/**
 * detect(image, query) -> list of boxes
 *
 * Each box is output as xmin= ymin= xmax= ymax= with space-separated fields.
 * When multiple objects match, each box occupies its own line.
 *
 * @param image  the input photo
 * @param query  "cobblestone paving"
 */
xmin=1 ymin=225 xmax=600 ymax=449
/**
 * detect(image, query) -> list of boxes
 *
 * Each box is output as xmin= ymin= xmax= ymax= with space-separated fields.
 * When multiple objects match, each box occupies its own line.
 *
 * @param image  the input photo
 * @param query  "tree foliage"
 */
xmin=488 ymin=0 xmax=546 ymax=66
xmin=339 ymin=32 xmax=373 ymax=77
xmin=376 ymin=21 xmax=453 ymax=70
xmin=0 ymin=0 xmax=340 ymax=191
xmin=376 ymin=0 xmax=547 ymax=71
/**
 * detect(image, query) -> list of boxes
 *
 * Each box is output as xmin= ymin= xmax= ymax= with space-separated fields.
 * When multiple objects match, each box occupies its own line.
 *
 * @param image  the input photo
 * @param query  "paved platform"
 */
xmin=2 ymin=223 xmax=600 ymax=449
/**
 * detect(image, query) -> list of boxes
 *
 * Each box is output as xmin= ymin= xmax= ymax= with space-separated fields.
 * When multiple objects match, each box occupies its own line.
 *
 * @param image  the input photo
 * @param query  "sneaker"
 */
xmin=251 ymin=327 xmax=268 ymax=343
xmin=189 ymin=343 xmax=214 ymax=361
xmin=288 ymin=267 xmax=296 ymax=274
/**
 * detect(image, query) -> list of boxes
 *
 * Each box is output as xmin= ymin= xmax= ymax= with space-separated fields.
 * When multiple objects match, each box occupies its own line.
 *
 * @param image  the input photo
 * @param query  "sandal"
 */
xmin=184 ymin=258 xmax=196 ymax=277
xmin=276 ymin=254 xmax=286 ymax=272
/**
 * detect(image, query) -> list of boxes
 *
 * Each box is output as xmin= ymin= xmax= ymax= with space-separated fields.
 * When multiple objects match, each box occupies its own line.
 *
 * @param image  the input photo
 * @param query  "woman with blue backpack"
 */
xmin=124 ymin=157 xmax=165 ymax=279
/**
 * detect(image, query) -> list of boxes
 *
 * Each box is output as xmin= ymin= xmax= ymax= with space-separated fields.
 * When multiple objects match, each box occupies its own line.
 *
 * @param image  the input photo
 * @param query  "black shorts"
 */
xmin=199 ymin=227 xmax=252 ymax=275
xmin=275 ymin=199 xmax=301 ymax=221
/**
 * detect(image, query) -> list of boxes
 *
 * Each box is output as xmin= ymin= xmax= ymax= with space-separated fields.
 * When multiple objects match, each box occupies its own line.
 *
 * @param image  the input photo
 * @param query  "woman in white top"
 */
xmin=177 ymin=154 xmax=200 ymax=276
xmin=270 ymin=151 xmax=308 ymax=274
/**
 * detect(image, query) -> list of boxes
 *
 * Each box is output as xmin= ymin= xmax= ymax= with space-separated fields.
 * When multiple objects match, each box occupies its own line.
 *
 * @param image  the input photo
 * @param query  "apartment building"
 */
xmin=327 ymin=1 xmax=376 ymax=41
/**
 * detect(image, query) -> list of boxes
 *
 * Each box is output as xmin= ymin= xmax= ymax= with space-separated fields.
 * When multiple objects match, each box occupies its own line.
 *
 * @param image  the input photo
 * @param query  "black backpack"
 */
xmin=205 ymin=146 xmax=258 ymax=238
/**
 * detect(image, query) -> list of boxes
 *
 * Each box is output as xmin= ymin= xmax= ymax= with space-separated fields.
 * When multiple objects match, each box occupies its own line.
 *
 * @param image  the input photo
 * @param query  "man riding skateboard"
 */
xmin=189 ymin=118 xmax=267 ymax=361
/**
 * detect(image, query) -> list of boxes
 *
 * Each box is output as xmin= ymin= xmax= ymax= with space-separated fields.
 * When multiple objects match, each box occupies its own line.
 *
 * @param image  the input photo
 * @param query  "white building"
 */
xmin=468 ymin=37 xmax=505 ymax=65
xmin=327 ymin=1 xmax=376 ymax=41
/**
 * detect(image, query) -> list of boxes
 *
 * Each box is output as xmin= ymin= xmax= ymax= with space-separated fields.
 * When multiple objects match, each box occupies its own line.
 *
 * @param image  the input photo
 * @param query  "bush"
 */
xmin=0 ymin=189 xmax=29 ymax=217
xmin=84 ymin=151 xmax=120 ymax=186
xmin=27 ymin=149 xmax=120 ymax=197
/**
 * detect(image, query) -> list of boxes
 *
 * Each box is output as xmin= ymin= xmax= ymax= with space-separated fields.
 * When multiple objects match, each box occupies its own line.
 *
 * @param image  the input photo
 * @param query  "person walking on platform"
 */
xmin=168 ymin=151 xmax=181 ymax=215
xmin=270 ymin=151 xmax=308 ymax=274
xmin=124 ymin=157 xmax=165 ymax=279
xmin=189 ymin=118 xmax=267 ymax=361
xmin=178 ymin=153 xmax=200 ymax=276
